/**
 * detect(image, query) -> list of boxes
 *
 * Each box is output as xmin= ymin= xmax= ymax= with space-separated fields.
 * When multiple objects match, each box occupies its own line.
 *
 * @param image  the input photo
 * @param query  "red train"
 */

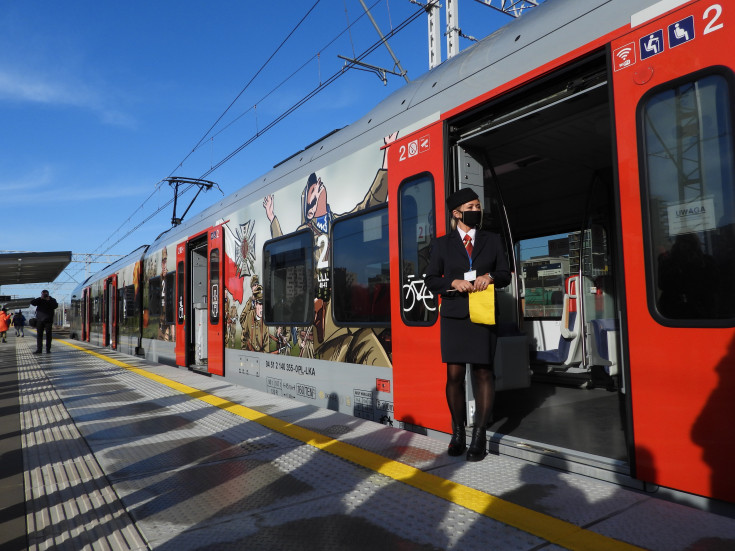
xmin=70 ymin=0 xmax=735 ymax=505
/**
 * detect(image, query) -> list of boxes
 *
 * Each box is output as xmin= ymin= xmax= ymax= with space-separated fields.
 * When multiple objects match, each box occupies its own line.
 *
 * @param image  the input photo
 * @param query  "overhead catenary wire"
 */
xmin=89 ymin=1 xmax=423 ymax=260
xmin=170 ymin=0 xmax=324 ymax=179
xmin=85 ymin=0 xmax=385 ymax=267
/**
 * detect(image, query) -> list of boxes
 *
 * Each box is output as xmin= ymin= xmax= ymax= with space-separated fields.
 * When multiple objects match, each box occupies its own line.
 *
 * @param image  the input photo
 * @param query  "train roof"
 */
xmin=146 ymin=0 xmax=653 ymax=252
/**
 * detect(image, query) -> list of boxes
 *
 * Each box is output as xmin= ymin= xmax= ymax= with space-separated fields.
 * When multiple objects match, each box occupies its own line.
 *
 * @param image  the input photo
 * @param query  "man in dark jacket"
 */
xmin=13 ymin=311 xmax=26 ymax=337
xmin=31 ymin=290 xmax=58 ymax=353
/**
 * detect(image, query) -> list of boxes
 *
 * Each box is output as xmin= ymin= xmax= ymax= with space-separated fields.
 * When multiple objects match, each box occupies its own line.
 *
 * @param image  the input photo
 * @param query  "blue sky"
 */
xmin=0 ymin=1 xmax=520 ymax=300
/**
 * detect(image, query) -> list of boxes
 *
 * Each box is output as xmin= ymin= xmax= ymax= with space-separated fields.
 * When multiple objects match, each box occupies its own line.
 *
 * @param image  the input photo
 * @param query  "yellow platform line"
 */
xmin=59 ymin=339 xmax=642 ymax=551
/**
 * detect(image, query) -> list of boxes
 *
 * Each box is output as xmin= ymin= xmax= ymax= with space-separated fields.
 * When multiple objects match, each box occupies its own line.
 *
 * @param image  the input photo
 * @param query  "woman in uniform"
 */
xmin=425 ymin=188 xmax=511 ymax=461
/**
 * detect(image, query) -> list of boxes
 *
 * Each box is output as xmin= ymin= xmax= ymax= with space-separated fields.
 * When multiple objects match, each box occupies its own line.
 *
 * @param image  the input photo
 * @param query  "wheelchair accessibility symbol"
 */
xmin=669 ymin=16 xmax=695 ymax=48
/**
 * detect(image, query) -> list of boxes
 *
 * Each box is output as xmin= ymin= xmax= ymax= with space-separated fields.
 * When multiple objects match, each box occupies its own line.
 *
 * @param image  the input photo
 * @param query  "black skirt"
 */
xmin=440 ymin=315 xmax=496 ymax=365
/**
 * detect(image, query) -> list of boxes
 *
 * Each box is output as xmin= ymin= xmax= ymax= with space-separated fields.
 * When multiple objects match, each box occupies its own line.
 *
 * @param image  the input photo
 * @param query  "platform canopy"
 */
xmin=0 ymin=251 xmax=72 ymax=286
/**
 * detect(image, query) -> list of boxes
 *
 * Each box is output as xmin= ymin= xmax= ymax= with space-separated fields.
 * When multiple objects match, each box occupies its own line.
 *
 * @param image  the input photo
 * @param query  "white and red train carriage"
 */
xmin=70 ymin=0 xmax=735 ymax=505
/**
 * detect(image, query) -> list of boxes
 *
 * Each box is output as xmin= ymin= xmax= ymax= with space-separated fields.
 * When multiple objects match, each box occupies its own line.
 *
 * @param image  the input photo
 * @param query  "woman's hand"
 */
xmin=451 ymin=279 xmax=475 ymax=293
xmin=472 ymin=274 xmax=493 ymax=292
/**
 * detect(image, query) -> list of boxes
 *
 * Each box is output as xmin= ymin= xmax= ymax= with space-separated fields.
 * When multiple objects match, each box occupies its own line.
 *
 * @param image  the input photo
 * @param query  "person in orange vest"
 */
xmin=0 ymin=307 xmax=12 ymax=343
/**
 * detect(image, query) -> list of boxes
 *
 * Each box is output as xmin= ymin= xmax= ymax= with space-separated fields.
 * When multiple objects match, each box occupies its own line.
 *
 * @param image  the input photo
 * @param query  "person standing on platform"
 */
xmin=425 ymin=188 xmax=511 ymax=462
xmin=13 ymin=310 xmax=26 ymax=337
xmin=31 ymin=290 xmax=58 ymax=353
xmin=0 ymin=308 xmax=12 ymax=343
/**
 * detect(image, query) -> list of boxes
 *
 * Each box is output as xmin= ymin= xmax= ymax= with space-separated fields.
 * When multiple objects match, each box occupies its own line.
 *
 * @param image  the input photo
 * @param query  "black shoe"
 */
xmin=466 ymin=426 xmax=487 ymax=462
xmin=46 ymin=350 xmax=51 ymax=353
xmin=447 ymin=423 xmax=467 ymax=456
xmin=33 ymin=350 xmax=42 ymax=354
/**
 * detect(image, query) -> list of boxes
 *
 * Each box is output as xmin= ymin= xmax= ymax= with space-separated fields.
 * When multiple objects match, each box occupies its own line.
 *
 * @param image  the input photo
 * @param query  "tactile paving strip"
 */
xmin=16 ymin=341 xmax=149 ymax=551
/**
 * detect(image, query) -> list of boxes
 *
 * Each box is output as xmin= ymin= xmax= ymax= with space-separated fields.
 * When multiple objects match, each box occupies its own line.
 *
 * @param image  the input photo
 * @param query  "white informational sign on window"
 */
xmin=667 ymin=198 xmax=716 ymax=236
xmin=363 ymin=215 xmax=382 ymax=242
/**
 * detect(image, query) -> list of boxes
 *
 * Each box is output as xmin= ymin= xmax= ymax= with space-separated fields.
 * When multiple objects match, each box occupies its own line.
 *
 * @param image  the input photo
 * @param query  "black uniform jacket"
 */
xmin=425 ymin=229 xmax=511 ymax=319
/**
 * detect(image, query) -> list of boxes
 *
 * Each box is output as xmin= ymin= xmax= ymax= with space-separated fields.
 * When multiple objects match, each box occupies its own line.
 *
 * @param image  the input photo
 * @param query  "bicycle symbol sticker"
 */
xmin=403 ymin=275 xmax=436 ymax=312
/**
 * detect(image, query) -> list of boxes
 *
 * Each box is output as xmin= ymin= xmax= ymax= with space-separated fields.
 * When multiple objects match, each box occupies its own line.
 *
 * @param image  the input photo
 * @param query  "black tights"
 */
xmin=446 ymin=363 xmax=495 ymax=428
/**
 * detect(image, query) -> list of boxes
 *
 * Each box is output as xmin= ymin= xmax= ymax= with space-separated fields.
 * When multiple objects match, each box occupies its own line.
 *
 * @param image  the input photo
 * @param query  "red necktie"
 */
xmin=463 ymin=234 xmax=473 ymax=257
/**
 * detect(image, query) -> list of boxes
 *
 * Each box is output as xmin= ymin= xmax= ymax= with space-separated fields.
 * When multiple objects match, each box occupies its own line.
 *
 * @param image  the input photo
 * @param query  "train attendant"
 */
xmin=425 ymin=188 xmax=510 ymax=461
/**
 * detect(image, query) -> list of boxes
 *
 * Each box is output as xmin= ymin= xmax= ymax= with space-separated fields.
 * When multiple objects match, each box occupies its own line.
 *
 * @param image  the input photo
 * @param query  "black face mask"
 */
xmin=460 ymin=210 xmax=482 ymax=228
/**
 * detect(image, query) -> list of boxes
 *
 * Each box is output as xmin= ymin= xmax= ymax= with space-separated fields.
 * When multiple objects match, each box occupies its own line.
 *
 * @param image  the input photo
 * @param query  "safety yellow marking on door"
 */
xmin=60 ymin=340 xmax=643 ymax=551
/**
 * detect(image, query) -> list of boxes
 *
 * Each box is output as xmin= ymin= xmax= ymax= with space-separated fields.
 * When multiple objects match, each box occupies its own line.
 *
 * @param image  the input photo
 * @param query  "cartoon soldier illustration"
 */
xmin=263 ymin=136 xmax=394 ymax=366
xmin=224 ymin=293 xmax=239 ymax=347
xmin=297 ymin=326 xmax=314 ymax=359
xmin=240 ymin=275 xmax=261 ymax=321
xmin=271 ymin=325 xmax=291 ymax=355
xmin=241 ymin=284 xmax=268 ymax=352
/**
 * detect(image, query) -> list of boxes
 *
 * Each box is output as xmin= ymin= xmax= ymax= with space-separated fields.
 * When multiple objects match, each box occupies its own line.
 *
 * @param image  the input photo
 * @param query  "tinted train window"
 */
xmin=332 ymin=206 xmax=390 ymax=325
xmin=263 ymin=230 xmax=313 ymax=324
xmin=399 ymin=176 xmax=437 ymax=324
xmin=640 ymin=72 xmax=735 ymax=323
xmin=164 ymin=272 xmax=175 ymax=324
xmin=518 ymin=233 xmax=569 ymax=319
xmin=177 ymin=261 xmax=184 ymax=324
xmin=148 ymin=276 xmax=162 ymax=317
xmin=209 ymin=249 xmax=220 ymax=323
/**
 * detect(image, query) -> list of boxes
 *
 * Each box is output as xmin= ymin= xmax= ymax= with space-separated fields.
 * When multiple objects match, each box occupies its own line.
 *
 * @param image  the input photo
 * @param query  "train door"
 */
xmin=389 ymin=120 xmax=449 ymax=432
xmin=175 ymin=242 xmax=187 ymax=366
xmin=611 ymin=1 xmax=735 ymax=501
xmin=173 ymin=227 xmax=224 ymax=375
xmin=450 ymin=53 xmax=629 ymax=467
xmin=81 ymin=287 xmax=88 ymax=341
xmin=102 ymin=275 xmax=117 ymax=349
xmin=207 ymin=225 xmax=224 ymax=376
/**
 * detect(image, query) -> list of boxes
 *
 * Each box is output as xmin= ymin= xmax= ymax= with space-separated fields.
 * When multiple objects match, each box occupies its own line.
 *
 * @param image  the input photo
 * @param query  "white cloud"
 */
xmin=0 ymin=68 xmax=136 ymax=128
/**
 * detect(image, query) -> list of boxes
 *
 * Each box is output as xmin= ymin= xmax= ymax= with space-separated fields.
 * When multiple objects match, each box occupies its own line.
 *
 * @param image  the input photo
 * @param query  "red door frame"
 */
xmin=207 ymin=225 xmax=224 ymax=376
xmin=388 ymin=120 xmax=450 ymax=434
xmin=175 ymin=240 xmax=187 ymax=367
xmin=611 ymin=0 xmax=735 ymax=501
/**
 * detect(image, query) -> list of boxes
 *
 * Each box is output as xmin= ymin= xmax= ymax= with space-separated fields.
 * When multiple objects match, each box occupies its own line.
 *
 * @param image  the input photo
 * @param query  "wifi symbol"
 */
xmin=617 ymin=47 xmax=632 ymax=61
xmin=614 ymin=43 xmax=636 ymax=70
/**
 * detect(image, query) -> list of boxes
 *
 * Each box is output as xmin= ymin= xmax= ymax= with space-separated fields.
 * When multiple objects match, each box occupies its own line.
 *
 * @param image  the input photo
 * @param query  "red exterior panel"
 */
xmin=208 ymin=225 xmax=224 ymax=376
xmin=389 ymin=121 xmax=449 ymax=433
xmin=611 ymin=0 xmax=735 ymax=501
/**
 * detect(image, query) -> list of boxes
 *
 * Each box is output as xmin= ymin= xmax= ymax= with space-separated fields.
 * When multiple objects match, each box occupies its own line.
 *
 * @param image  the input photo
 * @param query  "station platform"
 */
xmin=2 ymin=332 xmax=735 ymax=551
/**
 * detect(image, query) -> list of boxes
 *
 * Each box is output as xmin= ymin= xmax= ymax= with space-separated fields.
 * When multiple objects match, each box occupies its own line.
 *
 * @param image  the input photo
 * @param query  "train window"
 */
xmin=518 ymin=233 xmax=569 ymax=319
xmin=164 ymin=272 xmax=175 ymax=324
xmin=398 ymin=175 xmax=437 ymax=325
xmin=263 ymin=230 xmax=313 ymax=325
xmin=148 ymin=276 xmax=162 ymax=318
xmin=640 ymin=71 xmax=735 ymax=323
xmin=209 ymin=249 xmax=220 ymax=323
xmin=177 ymin=261 xmax=184 ymax=324
xmin=332 ymin=205 xmax=390 ymax=325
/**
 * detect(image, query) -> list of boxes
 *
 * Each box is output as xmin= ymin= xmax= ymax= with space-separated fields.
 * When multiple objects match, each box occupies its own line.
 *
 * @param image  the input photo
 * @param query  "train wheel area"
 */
xmin=3 ymin=332 xmax=735 ymax=551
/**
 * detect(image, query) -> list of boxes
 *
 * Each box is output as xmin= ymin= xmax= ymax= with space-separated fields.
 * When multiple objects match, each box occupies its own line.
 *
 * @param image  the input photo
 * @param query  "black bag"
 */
xmin=29 ymin=318 xmax=37 ymax=328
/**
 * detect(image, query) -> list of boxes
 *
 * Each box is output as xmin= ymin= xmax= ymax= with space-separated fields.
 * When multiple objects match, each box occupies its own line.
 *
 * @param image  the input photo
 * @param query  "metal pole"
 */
xmin=358 ymin=0 xmax=410 ymax=83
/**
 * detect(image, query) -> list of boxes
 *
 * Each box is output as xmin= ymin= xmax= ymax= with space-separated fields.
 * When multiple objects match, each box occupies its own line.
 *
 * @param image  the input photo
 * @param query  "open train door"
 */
xmin=388 ymin=121 xmax=450 ymax=433
xmin=174 ymin=229 xmax=219 ymax=373
xmin=611 ymin=1 xmax=735 ymax=501
xmin=207 ymin=225 xmax=224 ymax=376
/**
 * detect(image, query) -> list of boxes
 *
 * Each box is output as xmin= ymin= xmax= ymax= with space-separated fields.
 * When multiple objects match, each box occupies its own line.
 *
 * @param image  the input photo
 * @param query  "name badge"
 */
xmin=464 ymin=270 xmax=477 ymax=281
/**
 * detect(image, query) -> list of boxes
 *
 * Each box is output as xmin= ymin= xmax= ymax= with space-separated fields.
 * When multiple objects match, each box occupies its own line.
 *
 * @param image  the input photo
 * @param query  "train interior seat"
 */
xmin=531 ymin=276 xmax=582 ymax=367
xmin=586 ymin=318 xmax=619 ymax=376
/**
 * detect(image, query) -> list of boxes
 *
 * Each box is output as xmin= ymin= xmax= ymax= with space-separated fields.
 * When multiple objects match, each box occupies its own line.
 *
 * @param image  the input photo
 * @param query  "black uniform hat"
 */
xmin=446 ymin=188 xmax=479 ymax=211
